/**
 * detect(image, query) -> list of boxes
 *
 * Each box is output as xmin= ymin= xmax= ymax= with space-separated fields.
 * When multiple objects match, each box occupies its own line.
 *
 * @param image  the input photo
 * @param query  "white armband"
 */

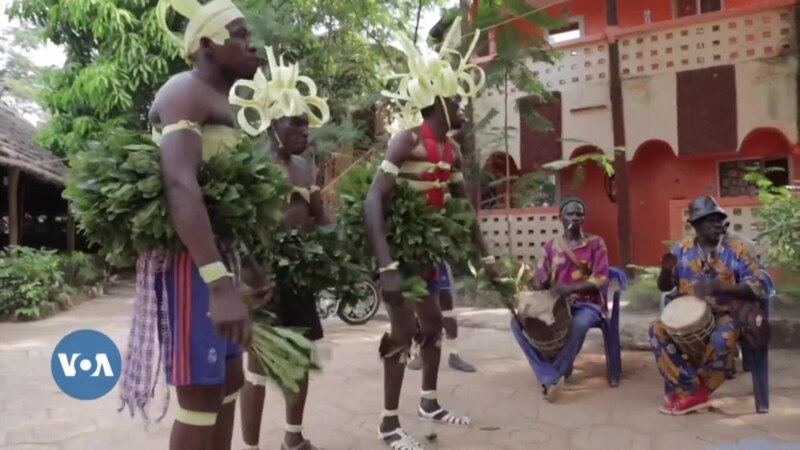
xmin=380 ymin=160 xmax=400 ymax=176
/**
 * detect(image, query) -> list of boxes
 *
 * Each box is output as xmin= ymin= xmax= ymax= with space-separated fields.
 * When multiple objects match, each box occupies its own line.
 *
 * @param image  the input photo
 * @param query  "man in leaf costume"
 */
xmin=116 ymin=1 xmax=264 ymax=449
xmin=366 ymin=17 xmax=499 ymax=450
xmin=230 ymin=46 xmax=330 ymax=450
xmin=407 ymin=127 xmax=477 ymax=373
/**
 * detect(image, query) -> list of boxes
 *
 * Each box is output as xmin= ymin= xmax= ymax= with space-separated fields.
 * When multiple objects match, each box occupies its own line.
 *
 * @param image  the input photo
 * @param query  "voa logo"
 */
xmin=51 ymin=329 xmax=122 ymax=400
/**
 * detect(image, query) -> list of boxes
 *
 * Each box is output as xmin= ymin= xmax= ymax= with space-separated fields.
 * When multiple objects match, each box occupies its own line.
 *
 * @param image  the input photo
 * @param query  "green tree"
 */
xmin=9 ymin=0 xmax=445 ymax=162
xmin=0 ymin=24 xmax=48 ymax=118
xmin=428 ymin=0 xmax=562 ymax=251
xmin=7 ymin=0 xmax=184 ymax=158
xmin=744 ymin=169 xmax=800 ymax=272
xmin=240 ymin=0 xmax=443 ymax=159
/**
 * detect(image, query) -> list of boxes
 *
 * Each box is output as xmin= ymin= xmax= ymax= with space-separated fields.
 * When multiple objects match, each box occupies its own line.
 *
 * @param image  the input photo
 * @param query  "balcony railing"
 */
xmin=474 ymin=0 xmax=795 ymax=92
xmin=617 ymin=1 xmax=794 ymax=80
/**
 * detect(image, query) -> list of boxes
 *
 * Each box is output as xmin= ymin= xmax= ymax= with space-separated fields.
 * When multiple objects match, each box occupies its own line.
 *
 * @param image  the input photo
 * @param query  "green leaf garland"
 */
xmin=336 ymin=163 xmax=475 ymax=300
xmin=63 ymin=129 xmax=291 ymax=266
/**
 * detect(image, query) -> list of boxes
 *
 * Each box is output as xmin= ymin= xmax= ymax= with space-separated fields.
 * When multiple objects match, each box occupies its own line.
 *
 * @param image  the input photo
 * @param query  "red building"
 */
xmin=474 ymin=0 xmax=800 ymax=269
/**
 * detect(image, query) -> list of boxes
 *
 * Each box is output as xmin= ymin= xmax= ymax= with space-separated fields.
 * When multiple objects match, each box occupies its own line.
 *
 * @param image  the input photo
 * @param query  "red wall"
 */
xmin=542 ymin=0 xmax=778 ymax=37
xmin=555 ymin=130 xmax=799 ymax=267
xmin=543 ymin=0 xmax=606 ymax=36
xmin=627 ymin=130 xmax=798 ymax=266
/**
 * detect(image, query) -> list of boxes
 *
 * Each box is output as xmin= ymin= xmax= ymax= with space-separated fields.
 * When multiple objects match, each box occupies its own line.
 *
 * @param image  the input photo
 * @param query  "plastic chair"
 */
xmin=601 ymin=267 xmax=627 ymax=387
xmin=510 ymin=266 xmax=627 ymax=387
xmin=739 ymin=270 xmax=774 ymax=414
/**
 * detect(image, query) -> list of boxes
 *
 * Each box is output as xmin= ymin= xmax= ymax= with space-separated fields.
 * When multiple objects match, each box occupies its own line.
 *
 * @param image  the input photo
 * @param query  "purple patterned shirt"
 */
xmin=534 ymin=234 xmax=610 ymax=315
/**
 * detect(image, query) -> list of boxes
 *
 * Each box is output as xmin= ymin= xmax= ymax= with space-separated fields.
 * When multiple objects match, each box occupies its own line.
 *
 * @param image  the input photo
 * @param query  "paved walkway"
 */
xmin=1 ymin=285 xmax=799 ymax=450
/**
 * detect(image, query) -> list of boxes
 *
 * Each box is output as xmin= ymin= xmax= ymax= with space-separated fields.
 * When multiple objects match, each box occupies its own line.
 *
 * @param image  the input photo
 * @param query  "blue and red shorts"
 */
xmin=156 ymin=252 xmax=241 ymax=386
xmin=426 ymin=261 xmax=452 ymax=293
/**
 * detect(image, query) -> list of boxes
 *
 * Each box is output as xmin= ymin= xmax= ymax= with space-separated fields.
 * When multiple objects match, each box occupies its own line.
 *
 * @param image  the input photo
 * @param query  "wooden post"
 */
xmin=795 ymin=4 xmax=800 ymax=140
xmin=66 ymin=215 xmax=76 ymax=253
xmin=8 ymin=168 xmax=20 ymax=246
xmin=607 ymin=0 xmax=633 ymax=269
xmin=461 ymin=0 xmax=481 ymax=209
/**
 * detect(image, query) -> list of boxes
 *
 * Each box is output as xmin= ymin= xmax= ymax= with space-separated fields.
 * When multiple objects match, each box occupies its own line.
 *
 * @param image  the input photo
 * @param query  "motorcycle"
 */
xmin=316 ymin=277 xmax=381 ymax=325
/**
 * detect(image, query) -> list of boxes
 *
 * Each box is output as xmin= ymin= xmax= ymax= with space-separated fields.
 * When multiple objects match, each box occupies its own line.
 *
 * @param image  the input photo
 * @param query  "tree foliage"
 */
xmin=744 ymin=169 xmax=800 ymax=272
xmin=8 ymin=0 xmax=184 ymax=158
xmin=0 ymin=23 xmax=48 ymax=118
xmin=240 ymin=0 xmax=444 ymax=158
xmin=8 ymin=0 xmax=446 ymax=160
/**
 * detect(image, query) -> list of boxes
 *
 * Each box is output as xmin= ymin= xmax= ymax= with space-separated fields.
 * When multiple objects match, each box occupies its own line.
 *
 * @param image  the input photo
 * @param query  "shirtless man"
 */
xmin=366 ymin=95 xmax=498 ymax=449
xmin=407 ymin=127 xmax=477 ymax=373
xmin=116 ymin=1 xmax=261 ymax=449
xmin=240 ymin=114 xmax=330 ymax=450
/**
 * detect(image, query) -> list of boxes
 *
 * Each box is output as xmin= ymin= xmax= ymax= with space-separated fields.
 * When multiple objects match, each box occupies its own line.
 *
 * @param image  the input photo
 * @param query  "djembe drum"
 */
xmin=517 ymin=290 xmax=572 ymax=360
xmin=660 ymin=295 xmax=715 ymax=366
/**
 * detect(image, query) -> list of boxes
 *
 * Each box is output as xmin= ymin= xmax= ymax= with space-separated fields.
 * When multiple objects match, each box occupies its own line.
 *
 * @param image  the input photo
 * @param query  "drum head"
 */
xmin=517 ymin=290 xmax=559 ymax=326
xmin=661 ymin=295 xmax=708 ymax=329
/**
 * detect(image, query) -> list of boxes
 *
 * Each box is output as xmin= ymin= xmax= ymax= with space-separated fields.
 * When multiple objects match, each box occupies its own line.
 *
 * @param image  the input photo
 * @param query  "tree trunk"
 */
xmin=67 ymin=215 xmax=76 ymax=253
xmin=460 ymin=0 xmax=481 ymax=209
xmin=607 ymin=0 xmax=633 ymax=270
xmin=503 ymin=69 xmax=513 ymax=256
xmin=8 ymin=168 xmax=20 ymax=246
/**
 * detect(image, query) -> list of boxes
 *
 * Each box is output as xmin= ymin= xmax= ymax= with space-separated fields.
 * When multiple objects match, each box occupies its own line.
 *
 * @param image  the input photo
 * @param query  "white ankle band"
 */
xmin=421 ymin=390 xmax=437 ymax=400
xmin=382 ymin=409 xmax=399 ymax=417
xmin=285 ymin=423 xmax=303 ymax=433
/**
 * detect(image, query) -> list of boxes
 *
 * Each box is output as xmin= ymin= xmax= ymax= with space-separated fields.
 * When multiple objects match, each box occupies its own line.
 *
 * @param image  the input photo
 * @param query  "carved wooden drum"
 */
xmin=517 ymin=290 xmax=572 ymax=359
xmin=660 ymin=295 xmax=715 ymax=364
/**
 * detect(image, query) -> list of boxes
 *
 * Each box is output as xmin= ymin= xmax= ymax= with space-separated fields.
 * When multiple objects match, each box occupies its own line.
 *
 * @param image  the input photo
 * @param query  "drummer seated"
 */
xmin=650 ymin=195 xmax=769 ymax=415
xmin=526 ymin=197 xmax=610 ymax=402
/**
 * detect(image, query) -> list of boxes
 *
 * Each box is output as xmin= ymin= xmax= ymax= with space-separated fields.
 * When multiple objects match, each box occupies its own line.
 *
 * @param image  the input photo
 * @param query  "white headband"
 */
xmin=228 ymin=46 xmax=330 ymax=136
xmin=156 ymin=0 xmax=244 ymax=64
xmin=381 ymin=16 xmax=485 ymax=123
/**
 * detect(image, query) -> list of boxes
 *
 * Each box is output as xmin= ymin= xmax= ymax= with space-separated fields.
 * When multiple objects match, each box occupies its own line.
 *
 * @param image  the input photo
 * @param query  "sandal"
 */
xmin=378 ymin=410 xmax=424 ymax=450
xmin=280 ymin=440 xmax=319 ymax=450
xmin=281 ymin=424 xmax=321 ymax=450
xmin=417 ymin=390 xmax=470 ymax=426
xmin=377 ymin=427 xmax=424 ymax=450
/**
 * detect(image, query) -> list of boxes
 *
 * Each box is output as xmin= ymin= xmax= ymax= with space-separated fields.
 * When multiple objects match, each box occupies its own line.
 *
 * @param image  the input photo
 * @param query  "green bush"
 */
xmin=745 ymin=169 xmax=800 ymax=272
xmin=59 ymin=251 xmax=105 ymax=288
xmin=0 ymin=248 xmax=107 ymax=320
xmin=625 ymin=265 xmax=662 ymax=311
xmin=0 ymin=247 xmax=65 ymax=319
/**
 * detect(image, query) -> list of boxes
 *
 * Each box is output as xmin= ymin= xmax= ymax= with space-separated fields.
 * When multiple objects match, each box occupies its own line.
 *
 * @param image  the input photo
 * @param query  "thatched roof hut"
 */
xmin=0 ymin=103 xmax=67 ymax=185
xmin=0 ymin=103 xmax=70 ymax=249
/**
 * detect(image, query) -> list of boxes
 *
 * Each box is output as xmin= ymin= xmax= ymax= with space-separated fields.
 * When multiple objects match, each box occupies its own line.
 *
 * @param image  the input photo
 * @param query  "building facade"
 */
xmin=474 ymin=0 xmax=800 ymax=267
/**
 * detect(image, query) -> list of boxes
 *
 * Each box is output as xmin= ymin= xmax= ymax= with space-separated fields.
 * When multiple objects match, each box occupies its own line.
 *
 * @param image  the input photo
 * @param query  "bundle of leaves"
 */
xmin=336 ymin=163 xmax=475 ymax=300
xmin=252 ymin=224 xmax=367 ymax=306
xmin=467 ymin=258 xmax=536 ymax=311
xmin=63 ymin=129 xmax=290 ymax=266
xmin=250 ymin=317 xmax=321 ymax=394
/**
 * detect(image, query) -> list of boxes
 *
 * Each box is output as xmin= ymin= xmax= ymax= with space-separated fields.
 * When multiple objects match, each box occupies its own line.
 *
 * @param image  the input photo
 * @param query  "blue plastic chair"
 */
xmin=739 ymin=270 xmax=774 ymax=414
xmin=510 ymin=266 xmax=627 ymax=387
